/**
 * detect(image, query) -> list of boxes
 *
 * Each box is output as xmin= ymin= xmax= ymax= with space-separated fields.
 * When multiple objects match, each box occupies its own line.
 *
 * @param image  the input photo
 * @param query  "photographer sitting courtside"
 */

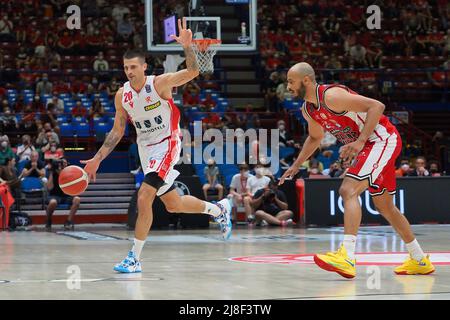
xmin=45 ymin=159 xmax=80 ymax=231
xmin=251 ymin=179 xmax=293 ymax=227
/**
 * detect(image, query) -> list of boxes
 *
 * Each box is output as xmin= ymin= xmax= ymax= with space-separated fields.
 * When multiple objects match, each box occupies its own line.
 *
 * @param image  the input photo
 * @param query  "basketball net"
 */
xmin=191 ymin=39 xmax=221 ymax=74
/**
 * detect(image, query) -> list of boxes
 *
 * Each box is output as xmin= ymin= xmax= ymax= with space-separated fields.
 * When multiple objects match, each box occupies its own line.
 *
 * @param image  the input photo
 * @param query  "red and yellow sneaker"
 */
xmin=394 ymin=254 xmax=435 ymax=275
xmin=314 ymin=245 xmax=356 ymax=279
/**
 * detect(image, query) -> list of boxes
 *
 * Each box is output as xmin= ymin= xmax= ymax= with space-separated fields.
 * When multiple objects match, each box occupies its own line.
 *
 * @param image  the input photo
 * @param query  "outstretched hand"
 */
xmin=80 ymin=157 xmax=100 ymax=183
xmin=279 ymin=165 xmax=300 ymax=186
xmin=170 ymin=17 xmax=193 ymax=48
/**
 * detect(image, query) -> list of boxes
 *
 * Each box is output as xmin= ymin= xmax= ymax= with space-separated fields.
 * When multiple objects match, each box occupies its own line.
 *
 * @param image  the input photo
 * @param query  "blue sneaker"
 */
xmin=215 ymin=198 xmax=232 ymax=240
xmin=113 ymin=251 xmax=142 ymax=273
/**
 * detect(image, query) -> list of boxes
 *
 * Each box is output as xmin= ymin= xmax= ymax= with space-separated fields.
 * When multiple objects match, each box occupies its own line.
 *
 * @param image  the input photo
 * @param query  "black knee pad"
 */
xmin=143 ymin=172 xmax=165 ymax=191
xmin=159 ymin=184 xmax=176 ymax=197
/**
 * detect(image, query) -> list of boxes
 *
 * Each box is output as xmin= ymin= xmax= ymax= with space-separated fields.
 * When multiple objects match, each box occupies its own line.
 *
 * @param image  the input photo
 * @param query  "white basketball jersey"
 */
xmin=121 ymin=75 xmax=181 ymax=146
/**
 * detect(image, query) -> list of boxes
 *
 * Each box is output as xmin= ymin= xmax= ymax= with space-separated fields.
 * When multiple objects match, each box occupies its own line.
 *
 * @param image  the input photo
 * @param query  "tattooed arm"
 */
xmin=154 ymin=17 xmax=200 ymax=100
xmin=81 ymin=88 xmax=127 ymax=182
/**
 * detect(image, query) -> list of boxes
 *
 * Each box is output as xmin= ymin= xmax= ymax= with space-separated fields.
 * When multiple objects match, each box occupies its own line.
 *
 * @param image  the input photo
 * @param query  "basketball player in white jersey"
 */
xmin=81 ymin=18 xmax=232 ymax=273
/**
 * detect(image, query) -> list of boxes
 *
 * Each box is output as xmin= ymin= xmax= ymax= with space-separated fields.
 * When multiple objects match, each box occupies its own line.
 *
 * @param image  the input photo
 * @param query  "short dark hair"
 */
xmin=238 ymin=164 xmax=249 ymax=171
xmin=123 ymin=49 xmax=146 ymax=62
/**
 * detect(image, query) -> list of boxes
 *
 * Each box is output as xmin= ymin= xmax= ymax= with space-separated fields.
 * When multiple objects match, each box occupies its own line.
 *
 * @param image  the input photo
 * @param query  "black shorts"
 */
xmin=48 ymin=195 xmax=73 ymax=205
xmin=261 ymin=205 xmax=283 ymax=216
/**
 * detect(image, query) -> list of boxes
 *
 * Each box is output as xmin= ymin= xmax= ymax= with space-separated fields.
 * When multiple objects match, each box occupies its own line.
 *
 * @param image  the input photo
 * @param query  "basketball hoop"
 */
xmin=191 ymin=39 xmax=221 ymax=74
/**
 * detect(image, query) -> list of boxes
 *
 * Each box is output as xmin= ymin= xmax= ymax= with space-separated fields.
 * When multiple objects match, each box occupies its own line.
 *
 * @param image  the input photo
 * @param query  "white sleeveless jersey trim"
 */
xmin=121 ymin=75 xmax=181 ymax=146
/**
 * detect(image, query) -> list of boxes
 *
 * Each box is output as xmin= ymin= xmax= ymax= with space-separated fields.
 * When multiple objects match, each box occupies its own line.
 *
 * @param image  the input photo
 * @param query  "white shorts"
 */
xmin=138 ymin=136 xmax=181 ymax=196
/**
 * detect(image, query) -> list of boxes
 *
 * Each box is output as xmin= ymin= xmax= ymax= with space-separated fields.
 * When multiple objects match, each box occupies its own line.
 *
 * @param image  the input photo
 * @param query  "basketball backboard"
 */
xmin=145 ymin=0 xmax=257 ymax=53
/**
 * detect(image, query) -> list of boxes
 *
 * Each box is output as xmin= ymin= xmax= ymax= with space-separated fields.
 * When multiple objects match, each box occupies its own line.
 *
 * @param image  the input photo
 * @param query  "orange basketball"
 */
xmin=58 ymin=165 xmax=89 ymax=196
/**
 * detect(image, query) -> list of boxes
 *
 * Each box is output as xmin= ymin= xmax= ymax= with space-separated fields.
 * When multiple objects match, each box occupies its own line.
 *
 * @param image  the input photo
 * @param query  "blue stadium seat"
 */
xmin=41 ymin=94 xmax=51 ymax=101
xmin=94 ymin=122 xmax=109 ymax=135
xmin=24 ymin=96 xmax=33 ymax=104
xmin=74 ymin=123 xmax=90 ymax=137
xmin=104 ymin=106 xmax=113 ymax=113
xmin=107 ymin=116 xmax=115 ymax=126
xmin=60 ymin=123 xmax=74 ymax=137
xmin=56 ymin=115 xmax=68 ymax=123
xmin=64 ymin=102 xmax=74 ymax=113
xmin=7 ymin=92 xmax=16 ymax=98
xmin=280 ymin=147 xmax=295 ymax=159
xmin=21 ymin=177 xmax=43 ymax=192
xmin=72 ymin=116 xmax=86 ymax=124
xmin=59 ymin=93 xmax=70 ymax=99
xmin=91 ymin=117 xmax=104 ymax=125
xmin=192 ymin=113 xmax=205 ymax=121
xmin=7 ymin=89 xmax=17 ymax=95
xmin=283 ymin=98 xmax=294 ymax=109
xmin=17 ymin=160 xmax=28 ymax=174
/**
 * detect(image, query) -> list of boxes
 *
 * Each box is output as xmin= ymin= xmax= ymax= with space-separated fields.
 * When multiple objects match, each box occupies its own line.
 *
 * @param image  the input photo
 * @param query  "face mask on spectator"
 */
xmin=242 ymin=171 xmax=249 ymax=178
xmin=1 ymin=141 xmax=7 ymax=148
xmin=430 ymin=168 xmax=438 ymax=174
xmin=401 ymin=164 xmax=410 ymax=172
xmin=278 ymin=125 xmax=285 ymax=131
xmin=50 ymin=146 xmax=56 ymax=152
xmin=255 ymin=168 xmax=264 ymax=175
xmin=310 ymin=168 xmax=319 ymax=174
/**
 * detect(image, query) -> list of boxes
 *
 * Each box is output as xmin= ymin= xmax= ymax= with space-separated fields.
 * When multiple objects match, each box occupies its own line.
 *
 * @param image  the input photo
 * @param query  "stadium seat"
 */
xmin=283 ymin=98 xmax=294 ymax=109
xmin=74 ymin=123 xmax=90 ymax=137
xmin=21 ymin=177 xmax=43 ymax=192
xmin=17 ymin=160 xmax=28 ymax=174
xmin=60 ymin=123 xmax=74 ymax=137
xmin=20 ymin=177 xmax=45 ymax=209
xmin=72 ymin=116 xmax=86 ymax=124
xmin=56 ymin=115 xmax=68 ymax=123
xmin=94 ymin=122 xmax=109 ymax=135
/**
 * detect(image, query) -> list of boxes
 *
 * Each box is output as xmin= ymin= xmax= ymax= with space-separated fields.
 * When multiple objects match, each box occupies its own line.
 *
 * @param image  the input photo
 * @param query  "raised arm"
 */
xmin=81 ymin=88 xmax=127 ymax=182
xmin=154 ymin=18 xmax=199 ymax=99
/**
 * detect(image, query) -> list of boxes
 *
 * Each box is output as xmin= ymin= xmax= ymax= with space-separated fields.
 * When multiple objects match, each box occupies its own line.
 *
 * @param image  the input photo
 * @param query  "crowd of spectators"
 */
xmin=258 ymin=0 xmax=449 ymax=106
xmin=258 ymin=0 xmax=449 ymax=73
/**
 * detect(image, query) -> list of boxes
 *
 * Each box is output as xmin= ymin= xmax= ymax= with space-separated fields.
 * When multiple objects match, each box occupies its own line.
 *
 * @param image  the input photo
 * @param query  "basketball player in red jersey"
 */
xmin=279 ymin=62 xmax=434 ymax=278
xmin=81 ymin=18 xmax=232 ymax=273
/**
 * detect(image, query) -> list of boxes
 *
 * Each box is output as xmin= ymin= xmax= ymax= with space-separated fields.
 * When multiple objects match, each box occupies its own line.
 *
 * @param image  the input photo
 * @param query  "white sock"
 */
xmin=343 ymin=234 xmax=357 ymax=260
xmin=131 ymin=238 xmax=145 ymax=260
xmin=202 ymin=201 xmax=221 ymax=217
xmin=405 ymin=239 xmax=425 ymax=262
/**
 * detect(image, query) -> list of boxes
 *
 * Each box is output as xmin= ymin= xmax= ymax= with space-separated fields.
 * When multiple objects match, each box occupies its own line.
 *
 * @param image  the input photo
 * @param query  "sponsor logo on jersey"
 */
xmin=144 ymin=101 xmax=161 ymax=111
xmin=154 ymin=115 xmax=163 ymax=124
xmin=320 ymin=113 xmax=327 ymax=120
xmin=145 ymin=96 xmax=152 ymax=103
xmin=139 ymin=124 xmax=166 ymax=134
xmin=145 ymin=84 xmax=152 ymax=93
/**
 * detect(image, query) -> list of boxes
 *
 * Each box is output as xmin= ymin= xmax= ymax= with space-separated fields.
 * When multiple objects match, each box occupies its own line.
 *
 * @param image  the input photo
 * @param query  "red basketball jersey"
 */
xmin=302 ymin=84 xmax=397 ymax=144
